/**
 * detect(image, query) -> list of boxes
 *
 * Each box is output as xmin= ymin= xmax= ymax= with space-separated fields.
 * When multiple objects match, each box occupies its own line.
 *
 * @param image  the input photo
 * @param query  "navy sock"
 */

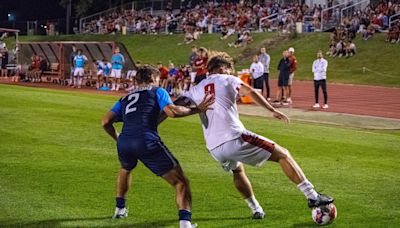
xmin=178 ymin=209 xmax=192 ymax=221
xmin=116 ymin=197 xmax=125 ymax=209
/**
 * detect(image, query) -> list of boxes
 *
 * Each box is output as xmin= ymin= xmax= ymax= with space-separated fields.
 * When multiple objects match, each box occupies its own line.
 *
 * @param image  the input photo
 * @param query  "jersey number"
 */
xmin=125 ymin=93 xmax=140 ymax=114
xmin=204 ymin=83 xmax=215 ymax=95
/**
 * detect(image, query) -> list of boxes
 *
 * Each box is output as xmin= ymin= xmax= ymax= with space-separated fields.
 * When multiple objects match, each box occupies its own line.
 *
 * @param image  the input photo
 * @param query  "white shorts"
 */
xmin=126 ymin=70 xmax=137 ymax=79
xmin=110 ymin=69 xmax=122 ymax=78
xmin=190 ymin=72 xmax=197 ymax=83
xmin=288 ymin=73 xmax=295 ymax=85
xmin=97 ymin=69 xmax=104 ymax=76
xmin=209 ymin=130 xmax=275 ymax=172
xmin=73 ymin=68 xmax=85 ymax=77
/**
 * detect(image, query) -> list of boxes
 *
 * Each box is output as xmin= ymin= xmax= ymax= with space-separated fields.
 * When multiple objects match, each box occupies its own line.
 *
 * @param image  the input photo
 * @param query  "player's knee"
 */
xmin=273 ymin=146 xmax=290 ymax=160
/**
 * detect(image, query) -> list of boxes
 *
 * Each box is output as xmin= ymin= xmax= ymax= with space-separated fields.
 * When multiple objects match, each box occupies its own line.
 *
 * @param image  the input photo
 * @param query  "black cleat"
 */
xmin=252 ymin=211 xmax=265 ymax=219
xmin=308 ymin=193 xmax=334 ymax=208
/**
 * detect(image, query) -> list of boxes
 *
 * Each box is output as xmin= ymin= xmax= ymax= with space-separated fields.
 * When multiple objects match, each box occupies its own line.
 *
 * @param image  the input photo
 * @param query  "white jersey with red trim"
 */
xmin=183 ymin=74 xmax=246 ymax=150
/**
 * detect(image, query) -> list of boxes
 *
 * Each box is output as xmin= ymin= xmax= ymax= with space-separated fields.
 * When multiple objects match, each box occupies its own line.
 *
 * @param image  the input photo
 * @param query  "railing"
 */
xmin=340 ymin=0 xmax=370 ymax=25
xmin=389 ymin=13 xmax=400 ymax=28
xmin=79 ymin=0 xmax=179 ymax=33
xmin=320 ymin=0 xmax=350 ymax=31
xmin=258 ymin=7 xmax=295 ymax=32
xmin=302 ymin=16 xmax=315 ymax=32
xmin=79 ymin=4 xmax=131 ymax=33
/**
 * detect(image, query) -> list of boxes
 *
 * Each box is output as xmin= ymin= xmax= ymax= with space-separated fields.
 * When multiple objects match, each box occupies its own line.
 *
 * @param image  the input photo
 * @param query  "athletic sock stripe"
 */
xmin=241 ymin=133 xmax=275 ymax=152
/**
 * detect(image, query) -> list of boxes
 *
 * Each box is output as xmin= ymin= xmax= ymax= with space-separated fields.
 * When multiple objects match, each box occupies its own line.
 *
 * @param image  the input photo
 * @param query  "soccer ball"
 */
xmin=311 ymin=203 xmax=337 ymax=225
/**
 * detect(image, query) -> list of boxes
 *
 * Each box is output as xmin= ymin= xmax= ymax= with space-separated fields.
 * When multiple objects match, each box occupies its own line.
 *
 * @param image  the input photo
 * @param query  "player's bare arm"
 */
xmin=163 ymin=94 xmax=215 ymax=118
xmin=239 ymin=82 xmax=289 ymax=124
xmin=102 ymin=111 xmax=119 ymax=141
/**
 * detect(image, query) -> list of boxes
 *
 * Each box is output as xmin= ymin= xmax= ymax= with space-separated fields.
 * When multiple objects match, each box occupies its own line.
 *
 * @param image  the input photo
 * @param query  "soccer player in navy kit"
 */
xmin=102 ymin=66 xmax=214 ymax=228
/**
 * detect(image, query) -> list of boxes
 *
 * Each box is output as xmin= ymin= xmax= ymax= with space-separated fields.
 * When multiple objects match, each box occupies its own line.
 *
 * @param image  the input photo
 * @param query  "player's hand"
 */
xmin=272 ymin=110 xmax=290 ymax=124
xmin=197 ymin=94 xmax=215 ymax=113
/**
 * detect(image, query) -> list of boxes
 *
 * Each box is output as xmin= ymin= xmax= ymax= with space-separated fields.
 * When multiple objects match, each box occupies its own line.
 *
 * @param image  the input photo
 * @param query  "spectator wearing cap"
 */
xmin=312 ymin=50 xmax=329 ymax=109
xmin=250 ymin=55 xmax=264 ymax=92
xmin=287 ymin=47 xmax=297 ymax=104
xmin=258 ymin=47 xmax=271 ymax=100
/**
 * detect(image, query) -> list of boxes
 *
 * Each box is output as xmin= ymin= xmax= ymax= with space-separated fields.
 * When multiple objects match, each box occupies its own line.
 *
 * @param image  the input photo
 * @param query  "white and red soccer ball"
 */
xmin=311 ymin=203 xmax=337 ymax=225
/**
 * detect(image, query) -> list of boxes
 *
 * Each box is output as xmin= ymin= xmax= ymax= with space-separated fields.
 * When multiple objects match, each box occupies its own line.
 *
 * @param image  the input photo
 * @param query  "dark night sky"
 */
xmin=0 ymin=0 xmax=66 ymax=21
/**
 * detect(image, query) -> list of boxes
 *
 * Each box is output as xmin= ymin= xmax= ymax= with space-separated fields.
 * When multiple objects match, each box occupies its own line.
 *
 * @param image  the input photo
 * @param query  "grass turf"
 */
xmin=7 ymin=32 xmax=400 ymax=87
xmin=0 ymin=84 xmax=399 ymax=227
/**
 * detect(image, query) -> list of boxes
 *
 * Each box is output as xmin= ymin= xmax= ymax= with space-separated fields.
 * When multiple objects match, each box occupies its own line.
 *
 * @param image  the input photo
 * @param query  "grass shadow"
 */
xmin=0 ymin=215 xmax=251 ymax=228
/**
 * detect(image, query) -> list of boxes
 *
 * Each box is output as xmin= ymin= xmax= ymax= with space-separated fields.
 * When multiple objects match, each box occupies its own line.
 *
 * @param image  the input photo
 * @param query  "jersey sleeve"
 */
xmin=156 ymin=88 xmax=173 ymax=110
xmin=228 ymin=75 xmax=244 ymax=93
xmin=111 ymin=100 xmax=123 ymax=122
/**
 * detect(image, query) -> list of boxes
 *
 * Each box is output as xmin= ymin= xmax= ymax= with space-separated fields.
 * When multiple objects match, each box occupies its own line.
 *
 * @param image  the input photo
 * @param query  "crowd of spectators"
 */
xmin=326 ymin=26 xmax=357 ymax=58
xmin=81 ymin=1 xmax=304 ymax=37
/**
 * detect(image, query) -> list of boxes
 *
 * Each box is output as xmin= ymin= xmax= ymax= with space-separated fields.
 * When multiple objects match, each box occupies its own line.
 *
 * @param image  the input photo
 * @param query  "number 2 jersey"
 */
xmin=182 ymin=74 xmax=246 ymax=150
xmin=111 ymin=86 xmax=173 ymax=141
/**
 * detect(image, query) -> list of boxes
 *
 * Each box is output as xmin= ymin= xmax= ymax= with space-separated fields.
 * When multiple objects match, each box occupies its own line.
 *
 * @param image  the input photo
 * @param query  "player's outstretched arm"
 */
xmin=102 ymin=111 xmax=119 ymax=141
xmin=239 ymin=82 xmax=290 ymax=124
xmin=162 ymin=94 xmax=215 ymax=118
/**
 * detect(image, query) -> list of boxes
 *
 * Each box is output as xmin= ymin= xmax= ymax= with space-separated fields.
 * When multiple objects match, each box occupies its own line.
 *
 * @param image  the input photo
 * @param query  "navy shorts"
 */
xmin=278 ymin=75 xmax=289 ymax=87
xmin=117 ymin=137 xmax=179 ymax=176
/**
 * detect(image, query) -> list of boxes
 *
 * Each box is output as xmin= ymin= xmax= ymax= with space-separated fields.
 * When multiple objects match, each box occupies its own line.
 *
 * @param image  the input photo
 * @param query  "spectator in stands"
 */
xmin=346 ymin=40 xmax=356 ymax=57
xmin=312 ymin=50 xmax=329 ymax=109
xmin=188 ymin=46 xmax=198 ymax=66
xmin=258 ymin=47 xmax=271 ymax=100
xmin=250 ymin=55 xmax=264 ymax=92
xmin=362 ymin=24 xmax=375 ymax=40
xmin=275 ymin=50 xmax=291 ymax=105
xmin=167 ymin=62 xmax=177 ymax=95
xmin=158 ymin=62 xmax=169 ymax=89
xmin=287 ymin=47 xmax=297 ymax=104
xmin=193 ymin=47 xmax=208 ymax=84
xmin=228 ymin=30 xmax=253 ymax=48
xmin=387 ymin=23 xmax=400 ymax=43
xmin=220 ymin=25 xmax=236 ymax=40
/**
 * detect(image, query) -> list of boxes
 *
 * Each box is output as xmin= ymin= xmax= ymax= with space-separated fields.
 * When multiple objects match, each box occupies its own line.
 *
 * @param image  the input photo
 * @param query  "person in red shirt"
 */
xmin=157 ymin=62 xmax=169 ymax=89
xmin=287 ymin=47 xmax=297 ymax=104
xmin=33 ymin=55 xmax=41 ymax=83
xmin=193 ymin=47 xmax=208 ymax=84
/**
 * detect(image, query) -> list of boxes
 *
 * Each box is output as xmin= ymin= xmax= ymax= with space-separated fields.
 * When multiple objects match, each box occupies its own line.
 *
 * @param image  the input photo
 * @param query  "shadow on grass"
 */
xmin=0 ymin=215 xmax=251 ymax=227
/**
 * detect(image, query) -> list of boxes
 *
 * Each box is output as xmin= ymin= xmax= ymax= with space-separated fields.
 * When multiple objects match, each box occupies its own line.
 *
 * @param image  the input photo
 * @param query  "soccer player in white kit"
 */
xmin=178 ymin=55 xmax=334 ymax=219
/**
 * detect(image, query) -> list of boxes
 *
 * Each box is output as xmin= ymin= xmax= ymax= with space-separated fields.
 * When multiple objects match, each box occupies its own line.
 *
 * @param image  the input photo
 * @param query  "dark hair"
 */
xmin=136 ymin=66 xmax=159 ymax=84
xmin=207 ymin=56 xmax=232 ymax=73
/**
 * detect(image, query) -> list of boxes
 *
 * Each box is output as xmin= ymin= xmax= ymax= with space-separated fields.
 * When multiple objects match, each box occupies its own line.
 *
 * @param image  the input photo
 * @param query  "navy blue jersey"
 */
xmin=111 ymin=86 xmax=173 ymax=141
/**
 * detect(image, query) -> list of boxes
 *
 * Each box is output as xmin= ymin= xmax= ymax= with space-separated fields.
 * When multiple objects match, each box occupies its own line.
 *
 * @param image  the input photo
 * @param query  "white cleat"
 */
xmin=252 ymin=211 xmax=265 ymax=219
xmin=312 ymin=103 xmax=320 ymax=109
xmin=322 ymin=104 xmax=329 ymax=109
xmin=112 ymin=207 xmax=128 ymax=219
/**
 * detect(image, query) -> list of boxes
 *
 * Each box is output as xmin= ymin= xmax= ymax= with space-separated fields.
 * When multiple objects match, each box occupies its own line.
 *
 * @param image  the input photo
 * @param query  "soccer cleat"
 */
xmin=322 ymin=104 xmax=329 ymax=109
xmin=112 ymin=207 xmax=128 ymax=219
xmin=252 ymin=211 xmax=265 ymax=219
xmin=308 ymin=193 xmax=334 ymax=208
xmin=312 ymin=103 xmax=320 ymax=109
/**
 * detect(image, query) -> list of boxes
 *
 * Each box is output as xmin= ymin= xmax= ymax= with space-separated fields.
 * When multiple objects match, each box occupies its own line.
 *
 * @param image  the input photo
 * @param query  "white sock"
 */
xmin=245 ymin=195 xmax=263 ymax=213
xmin=179 ymin=220 xmax=191 ymax=228
xmin=297 ymin=179 xmax=318 ymax=200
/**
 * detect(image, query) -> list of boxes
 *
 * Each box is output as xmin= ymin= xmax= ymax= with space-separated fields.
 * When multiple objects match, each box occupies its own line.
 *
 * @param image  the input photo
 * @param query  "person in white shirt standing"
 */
xmin=312 ymin=51 xmax=329 ymax=109
xmin=258 ymin=47 xmax=271 ymax=100
xmin=250 ymin=55 xmax=264 ymax=91
xmin=169 ymin=54 xmax=334 ymax=220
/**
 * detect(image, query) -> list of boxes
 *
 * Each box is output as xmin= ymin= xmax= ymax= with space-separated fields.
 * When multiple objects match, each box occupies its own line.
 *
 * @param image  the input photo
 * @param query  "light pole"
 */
xmin=66 ymin=0 xmax=72 ymax=34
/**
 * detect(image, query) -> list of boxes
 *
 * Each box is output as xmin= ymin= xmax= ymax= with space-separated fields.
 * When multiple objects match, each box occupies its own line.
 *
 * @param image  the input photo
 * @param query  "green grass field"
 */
xmin=1 ymin=84 xmax=399 ymax=227
xmin=7 ymin=32 xmax=400 ymax=87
